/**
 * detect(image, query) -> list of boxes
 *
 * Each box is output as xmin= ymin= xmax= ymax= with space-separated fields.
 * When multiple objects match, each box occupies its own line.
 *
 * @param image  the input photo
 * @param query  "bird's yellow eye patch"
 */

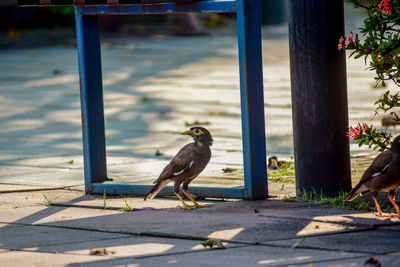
xmin=193 ymin=128 xmax=204 ymax=135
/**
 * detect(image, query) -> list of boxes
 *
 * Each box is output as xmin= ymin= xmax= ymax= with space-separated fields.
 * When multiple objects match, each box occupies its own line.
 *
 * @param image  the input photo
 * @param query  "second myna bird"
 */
xmin=345 ymin=135 xmax=400 ymax=217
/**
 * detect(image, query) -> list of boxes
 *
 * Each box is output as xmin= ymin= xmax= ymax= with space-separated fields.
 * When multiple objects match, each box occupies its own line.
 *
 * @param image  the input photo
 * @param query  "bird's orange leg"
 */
xmin=388 ymin=194 xmax=400 ymax=217
xmin=174 ymin=193 xmax=196 ymax=210
xmin=372 ymin=194 xmax=384 ymax=217
xmin=372 ymin=194 xmax=396 ymax=217
xmin=182 ymin=190 xmax=210 ymax=208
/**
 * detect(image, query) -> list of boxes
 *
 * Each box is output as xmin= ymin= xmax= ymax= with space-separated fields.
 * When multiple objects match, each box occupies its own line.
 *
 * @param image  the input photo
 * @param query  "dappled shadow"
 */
xmin=0 ymin=28 xmax=295 ymax=191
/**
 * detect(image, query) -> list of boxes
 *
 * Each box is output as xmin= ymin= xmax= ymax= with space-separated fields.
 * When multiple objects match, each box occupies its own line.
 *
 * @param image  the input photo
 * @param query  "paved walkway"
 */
xmin=1 ymin=189 xmax=400 ymax=266
xmin=1 ymin=5 xmax=400 ymax=266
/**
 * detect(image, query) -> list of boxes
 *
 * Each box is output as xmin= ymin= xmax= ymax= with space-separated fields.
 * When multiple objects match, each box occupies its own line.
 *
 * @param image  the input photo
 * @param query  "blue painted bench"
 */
xmin=17 ymin=0 xmax=268 ymax=199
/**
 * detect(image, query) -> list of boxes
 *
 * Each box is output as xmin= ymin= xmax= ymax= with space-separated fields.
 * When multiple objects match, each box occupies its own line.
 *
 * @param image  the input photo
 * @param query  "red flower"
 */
xmin=347 ymin=123 xmax=369 ymax=139
xmin=347 ymin=32 xmax=354 ymax=43
xmin=378 ymin=0 xmax=391 ymax=14
xmin=373 ymin=54 xmax=383 ymax=61
xmin=338 ymin=36 xmax=346 ymax=50
xmin=338 ymin=32 xmax=355 ymax=51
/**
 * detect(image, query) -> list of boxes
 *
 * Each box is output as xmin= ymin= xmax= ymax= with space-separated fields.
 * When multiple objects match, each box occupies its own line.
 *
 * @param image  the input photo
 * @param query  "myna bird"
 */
xmin=382 ymin=116 xmax=400 ymax=127
xmin=344 ymin=135 xmax=400 ymax=217
xmin=144 ymin=127 xmax=213 ymax=210
xmin=267 ymin=156 xmax=287 ymax=169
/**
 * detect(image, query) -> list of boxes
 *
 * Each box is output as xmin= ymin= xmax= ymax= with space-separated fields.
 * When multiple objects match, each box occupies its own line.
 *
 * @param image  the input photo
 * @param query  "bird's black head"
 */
xmin=182 ymin=127 xmax=213 ymax=146
xmin=391 ymin=135 xmax=400 ymax=152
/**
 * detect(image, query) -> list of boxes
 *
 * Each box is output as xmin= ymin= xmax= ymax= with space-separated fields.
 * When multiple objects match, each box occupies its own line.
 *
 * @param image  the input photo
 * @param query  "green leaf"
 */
xmin=201 ymin=238 xmax=225 ymax=249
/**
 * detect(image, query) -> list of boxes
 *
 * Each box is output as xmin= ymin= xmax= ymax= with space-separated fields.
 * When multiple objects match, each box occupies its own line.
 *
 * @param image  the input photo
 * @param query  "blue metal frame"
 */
xmin=74 ymin=1 xmax=267 ymax=199
xmin=236 ymin=0 xmax=267 ymax=199
xmin=75 ymin=11 xmax=108 ymax=192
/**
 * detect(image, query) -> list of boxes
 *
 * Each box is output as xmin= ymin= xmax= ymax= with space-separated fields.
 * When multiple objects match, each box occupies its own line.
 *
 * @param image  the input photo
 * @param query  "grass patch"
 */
xmin=291 ymin=237 xmax=307 ymax=248
xmin=283 ymin=188 xmax=397 ymax=213
xmin=103 ymin=191 xmax=107 ymax=209
xmin=201 ymin=238 xmax=225 ymax=249
xmin=267 ymin=160 xmax=295 ymax=183
xmin=43 ymin=194 xmax=59 ymax=207
xmin=223 ymin=158 xmax=296 ymax=183
xmin=119 ymin=196 xmax=134 ymax=212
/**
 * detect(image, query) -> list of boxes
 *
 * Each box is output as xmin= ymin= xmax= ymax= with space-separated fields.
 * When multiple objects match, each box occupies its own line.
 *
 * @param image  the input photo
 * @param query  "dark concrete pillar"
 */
xmin=288 ymin=0 xmax=351 ymax=197
xmin=261 ymin=0 xmax=288 ymax=25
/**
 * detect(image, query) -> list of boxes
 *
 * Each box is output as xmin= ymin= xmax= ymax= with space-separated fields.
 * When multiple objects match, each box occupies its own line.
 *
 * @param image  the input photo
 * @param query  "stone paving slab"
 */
xmin=0 ymin=222 xmax=24 ymax=229
xmin=33 ymin=235 xmax=242 ymax=257
xmin=263 ymin=229 xmax=400 ymax=254
xmin=0 ymin=190 xmax=91 ymax=208
xmin=311 ymin=253 xmax=400 ymax=267
xmin=0 ymin=224 xmax=129 ymax=250
xmin=67 ymin=244 xmax=365 ymax=267
xmin=0 ymin=250 xmax=114 ymax=267
xmin=0 ymin=184 xmax=57 ymax=193
xmin=0 ymin=166 xmax=83 ymax=187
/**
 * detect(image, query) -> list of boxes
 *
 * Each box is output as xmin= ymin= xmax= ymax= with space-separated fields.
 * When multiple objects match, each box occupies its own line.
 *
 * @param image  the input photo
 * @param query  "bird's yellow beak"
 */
xmin=181 ymin=130 xmax=192 ymax=136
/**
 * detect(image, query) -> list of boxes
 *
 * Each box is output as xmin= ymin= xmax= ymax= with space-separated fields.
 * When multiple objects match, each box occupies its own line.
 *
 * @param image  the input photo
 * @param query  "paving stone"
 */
xmin=24 ymin=200 xmax=363 ymax=243
xmin=263 ymin=230 xmax=400 ymax=254
xmin=378 ymin=225 xmax=400 ymax=232
xmin=0 ymin=190 xmax=89 ymax=207
xmin=0 ymin=184 xmax=50 ymax=193
xmin=309 ymin=253 xmax=400 ymax=267
xmin=0 ymin=222 xmax=25 ymax=229
xmin=35 ymin=235 xmax=241 ymax=257
xmin=67 ymin=244 xmax=364 ymax=267
xmin=0 ymin=166 xmax=83 ymax=188
xmin=0 ymin=224 xmax=129 ymax=250
xmin=0 ymin=250 xmax=112 ymax=267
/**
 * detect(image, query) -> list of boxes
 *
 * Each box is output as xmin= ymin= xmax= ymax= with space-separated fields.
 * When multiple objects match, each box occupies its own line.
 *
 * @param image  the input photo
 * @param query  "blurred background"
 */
xmin=0 ymin=0 xmax=288 ymax=48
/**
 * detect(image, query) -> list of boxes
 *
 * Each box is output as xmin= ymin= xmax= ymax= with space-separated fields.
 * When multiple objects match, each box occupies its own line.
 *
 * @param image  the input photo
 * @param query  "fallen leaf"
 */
xmin=201 ymin=238 xmax=225 ymax=249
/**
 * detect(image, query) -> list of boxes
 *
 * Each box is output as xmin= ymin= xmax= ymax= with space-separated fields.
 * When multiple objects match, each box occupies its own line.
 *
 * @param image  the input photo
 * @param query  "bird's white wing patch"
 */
xmin=173 ymin=160 xmax=194 ymax=176
xmin=381 ymin=163 xmax=389 ymax=173
xmin=371 ymin=163 xmax=390 ymax=178
xmin=372 ymin=172 xmax=381 ymax=178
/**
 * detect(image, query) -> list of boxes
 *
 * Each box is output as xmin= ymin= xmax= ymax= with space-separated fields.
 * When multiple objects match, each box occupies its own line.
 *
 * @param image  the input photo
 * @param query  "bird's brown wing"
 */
xmin=154 ymin=143 xmax=195 ymax=183
xmin=344 ymin=150 xmax=393 ymax=201
xmin=359 ymin=150 xmax=392 ymax=184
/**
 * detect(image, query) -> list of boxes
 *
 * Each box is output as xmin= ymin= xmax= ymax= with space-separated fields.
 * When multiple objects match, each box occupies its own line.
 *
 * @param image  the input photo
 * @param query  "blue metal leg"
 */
xmin=236 ymin=0 xmax=268 ymax=199
xmin=75 ymin=9 xmax=108 ymax=193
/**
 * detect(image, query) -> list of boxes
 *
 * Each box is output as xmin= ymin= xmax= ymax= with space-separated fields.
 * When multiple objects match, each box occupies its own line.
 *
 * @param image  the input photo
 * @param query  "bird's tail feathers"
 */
xmin=344 ymin=184 xmax=370 ymax=201
xmin=144 ymin=180 xmax=169 ymax=201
